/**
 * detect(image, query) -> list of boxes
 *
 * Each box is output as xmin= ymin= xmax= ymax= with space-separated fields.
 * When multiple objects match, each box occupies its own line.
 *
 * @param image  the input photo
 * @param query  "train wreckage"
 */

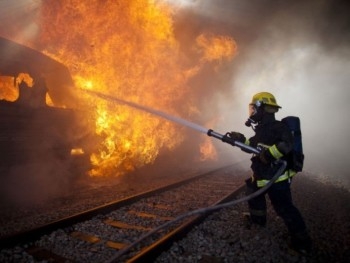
xmin=0 ymin=37 xmax=94 ymax=178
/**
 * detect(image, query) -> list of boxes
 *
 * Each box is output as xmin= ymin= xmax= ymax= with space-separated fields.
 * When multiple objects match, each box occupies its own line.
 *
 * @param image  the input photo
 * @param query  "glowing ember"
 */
xmin=1 ymin=0 xmax=237 ymax=176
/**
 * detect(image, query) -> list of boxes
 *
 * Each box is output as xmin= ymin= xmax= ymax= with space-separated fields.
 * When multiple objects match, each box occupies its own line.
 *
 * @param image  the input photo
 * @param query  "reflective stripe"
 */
xmin=256 ymin=170 xmax=296 ymax=187
xmin=269 ymin=144 xmax=283 ymax=159
xmin=257 ymin=143 xmax=270 ymax=149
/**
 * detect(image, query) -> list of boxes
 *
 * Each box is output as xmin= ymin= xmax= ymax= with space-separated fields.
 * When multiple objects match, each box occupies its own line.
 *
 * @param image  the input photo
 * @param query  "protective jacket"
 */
xmin=248 ymin=113 xmax=293 ymax=181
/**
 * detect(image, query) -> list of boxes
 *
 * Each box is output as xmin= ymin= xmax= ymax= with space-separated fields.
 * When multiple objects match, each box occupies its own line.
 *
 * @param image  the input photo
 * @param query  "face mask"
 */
xmin=245 ymin=101 xmax=263 ymax=127
xmin=249 ymin=104 xmax=257 ymax=117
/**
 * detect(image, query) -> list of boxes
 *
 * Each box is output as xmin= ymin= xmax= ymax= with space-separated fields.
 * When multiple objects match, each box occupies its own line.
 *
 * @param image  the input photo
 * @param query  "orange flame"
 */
xmin=199 ymin=136 xmax=218 ymax=161
xmin=0 ymin=73 xmax=34 ymax=102
xmin=196 ymin=34 xmax=237 ymax=63
xmin=2 ymin=0 xmax=237 ymax=176
xmin=0 ymin=76 xmax=17 ymax=101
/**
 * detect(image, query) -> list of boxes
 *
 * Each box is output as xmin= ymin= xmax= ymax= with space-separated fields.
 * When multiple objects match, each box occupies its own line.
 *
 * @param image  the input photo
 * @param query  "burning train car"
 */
xmin=0 ymin=37 xmax=94 ymax=178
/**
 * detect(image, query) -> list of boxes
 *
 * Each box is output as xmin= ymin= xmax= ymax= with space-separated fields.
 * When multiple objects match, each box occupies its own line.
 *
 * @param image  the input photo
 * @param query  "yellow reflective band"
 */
xmin=245 ymin=138 xmax=250 ymax=145
xmin=268 ymin=144 xmax=283 ymax=159
xmin=256 ymin=170 xmax=296 ymax=187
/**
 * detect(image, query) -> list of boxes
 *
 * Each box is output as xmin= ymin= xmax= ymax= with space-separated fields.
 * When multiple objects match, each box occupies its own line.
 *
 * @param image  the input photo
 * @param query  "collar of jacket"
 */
xmin=258 ymin=113 xmax=276 ymax=126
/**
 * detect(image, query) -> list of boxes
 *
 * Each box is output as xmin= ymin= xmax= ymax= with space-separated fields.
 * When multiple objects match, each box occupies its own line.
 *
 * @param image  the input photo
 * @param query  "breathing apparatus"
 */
xmin=245 ymin=100 xmax=264 ymax=128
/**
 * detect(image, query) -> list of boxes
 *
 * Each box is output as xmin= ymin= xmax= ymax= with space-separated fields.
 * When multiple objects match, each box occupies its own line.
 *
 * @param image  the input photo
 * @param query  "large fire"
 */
xmin=1 ymin=0 xmax=237 ymax=176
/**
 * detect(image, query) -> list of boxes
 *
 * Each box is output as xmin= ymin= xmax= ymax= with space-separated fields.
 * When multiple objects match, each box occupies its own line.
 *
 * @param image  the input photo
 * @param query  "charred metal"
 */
xmin=0 ymin=37 xmax=93 ymax=178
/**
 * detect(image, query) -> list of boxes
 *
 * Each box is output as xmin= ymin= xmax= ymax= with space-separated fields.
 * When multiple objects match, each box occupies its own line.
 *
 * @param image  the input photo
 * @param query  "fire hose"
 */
xmin=107 ymin=133 xmax=287 ymax=262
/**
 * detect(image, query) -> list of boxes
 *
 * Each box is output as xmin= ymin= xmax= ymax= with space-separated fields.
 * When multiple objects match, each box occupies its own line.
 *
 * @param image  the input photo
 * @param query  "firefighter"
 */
xmin=225 ymin=92 xmax=312 ymax=254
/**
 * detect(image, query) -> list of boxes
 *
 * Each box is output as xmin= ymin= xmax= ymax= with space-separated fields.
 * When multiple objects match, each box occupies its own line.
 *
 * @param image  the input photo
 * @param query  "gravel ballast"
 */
xmin=0 ymin=169 xmax=349 ymax=263
xmin=154 ymin=172 xmax=350 ymax=263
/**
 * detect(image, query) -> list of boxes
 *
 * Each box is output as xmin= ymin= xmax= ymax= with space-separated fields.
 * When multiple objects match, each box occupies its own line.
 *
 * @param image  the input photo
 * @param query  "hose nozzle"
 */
xmin=207 ymin=129 xmax=260 ymax=154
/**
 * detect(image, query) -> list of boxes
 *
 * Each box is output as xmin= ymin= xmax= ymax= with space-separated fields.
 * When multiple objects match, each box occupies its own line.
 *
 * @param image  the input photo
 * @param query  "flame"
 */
xmin=16 ymin=73 xmax=34 ymax=88
xmin=199 ymin=136 xmax=218 ymax=161
xmin=0 ymin=76 xmax=17 ymax=101
xmin=196 ymin=34 xmax=237 ymax=63
xmin=1 ymin=0 xmax=237 ymax=176
xmin=198 ymin=117 xmax=221 ymax=161
xmin=0 ymin=73 xmax=34 ymax=102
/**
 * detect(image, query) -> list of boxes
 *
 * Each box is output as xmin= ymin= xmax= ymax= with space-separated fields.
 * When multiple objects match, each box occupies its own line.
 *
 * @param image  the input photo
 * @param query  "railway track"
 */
xmin=0 ymin=165 xmax=249 ymax=263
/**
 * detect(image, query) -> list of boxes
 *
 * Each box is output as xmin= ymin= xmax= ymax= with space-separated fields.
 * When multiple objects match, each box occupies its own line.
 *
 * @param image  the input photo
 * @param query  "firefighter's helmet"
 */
xmin=250 ymin=92 xmax=281 ymax=108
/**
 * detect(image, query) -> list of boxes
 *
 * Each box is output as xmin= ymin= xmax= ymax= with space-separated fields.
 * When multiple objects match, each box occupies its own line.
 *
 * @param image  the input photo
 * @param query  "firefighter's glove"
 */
xmin=259 ymin=148 xmax=275 ymax=164
xmin=222 ymin=132 xmax=246 ymax=147
xmin=228 ymin=132 xmax=246 ymax=143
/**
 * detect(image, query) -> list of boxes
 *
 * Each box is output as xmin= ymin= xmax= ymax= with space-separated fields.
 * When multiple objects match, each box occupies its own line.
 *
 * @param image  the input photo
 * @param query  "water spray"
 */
xmin=83 ymin=89 xmax=260 ymax=154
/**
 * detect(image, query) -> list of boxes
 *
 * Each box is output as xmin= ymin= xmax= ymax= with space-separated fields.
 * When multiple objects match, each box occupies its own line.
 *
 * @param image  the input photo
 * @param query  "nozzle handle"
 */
xmin=207 ymin=129 xmax=260 ymax=154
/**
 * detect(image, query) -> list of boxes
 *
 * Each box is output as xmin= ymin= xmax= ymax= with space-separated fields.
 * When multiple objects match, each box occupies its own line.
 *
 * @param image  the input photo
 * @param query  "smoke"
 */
xmin=0 ymin=0 xmax=41 ymax=43
xmin=0 ymin=161 xmax=72 ymax=206
xmin=172 ymin=0 xmax=350 ymax=188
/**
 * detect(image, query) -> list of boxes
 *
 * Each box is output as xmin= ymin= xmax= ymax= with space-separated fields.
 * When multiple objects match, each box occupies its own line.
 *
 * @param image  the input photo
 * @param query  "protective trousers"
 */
xmin=245 ymin=178 xmax=307 ymax=234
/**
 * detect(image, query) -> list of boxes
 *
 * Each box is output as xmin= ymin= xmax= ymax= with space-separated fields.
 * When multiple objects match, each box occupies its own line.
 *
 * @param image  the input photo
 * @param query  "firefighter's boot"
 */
xmin=290 ymin=231 xmax=312 ymax=254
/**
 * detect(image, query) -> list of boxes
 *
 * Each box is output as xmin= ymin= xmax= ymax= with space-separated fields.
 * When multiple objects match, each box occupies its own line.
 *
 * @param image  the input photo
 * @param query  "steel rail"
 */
xmin=0 ymin=165 xmax=232 ymax=248
xmin=126 ymin=183 xmax=246 ymax=263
